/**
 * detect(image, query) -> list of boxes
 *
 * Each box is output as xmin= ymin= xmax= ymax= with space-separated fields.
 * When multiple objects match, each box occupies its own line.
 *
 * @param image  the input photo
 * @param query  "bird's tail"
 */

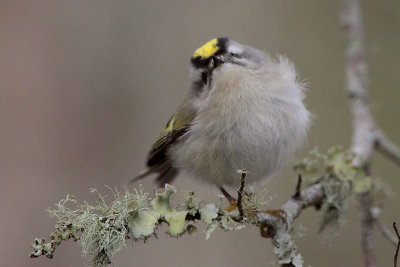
xmin=129 ymin=168 xmax=154 ymax=184
xmin=129 ymin=164 xmax=178 ymax=187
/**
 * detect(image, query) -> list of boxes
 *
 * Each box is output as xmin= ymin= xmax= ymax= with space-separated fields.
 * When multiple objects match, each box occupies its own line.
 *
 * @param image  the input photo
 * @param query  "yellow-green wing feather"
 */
xmin=130 ymin=99 xmax=195 ymax=185
xmin=147 ymin=99 xmax=196 ymax=166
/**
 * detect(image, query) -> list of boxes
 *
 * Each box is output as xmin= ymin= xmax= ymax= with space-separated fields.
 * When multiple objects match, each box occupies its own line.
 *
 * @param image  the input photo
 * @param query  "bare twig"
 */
xmin=237 ymin=170 xmax=247 ymax=218
xmin=375 ymin=220 xmax=398 ymax=246
xmin=375 ymin=131 xmax=400 ymax=166
xmin=393 ymin=222 xmax=400 ymax=267
xmin=293 ymin=175 xmax=302 ymax=200
xmin=282 ymin=183 xmax=325 ymax=224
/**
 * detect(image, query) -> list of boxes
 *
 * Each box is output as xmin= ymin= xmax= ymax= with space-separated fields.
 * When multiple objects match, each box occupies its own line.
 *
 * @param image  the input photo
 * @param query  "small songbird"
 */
xmin=131 ymin=37 xmax=310 ymax=193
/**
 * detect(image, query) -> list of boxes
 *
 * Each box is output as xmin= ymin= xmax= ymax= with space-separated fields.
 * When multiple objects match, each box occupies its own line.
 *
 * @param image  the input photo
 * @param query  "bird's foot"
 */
xmin=224 ymin=198 xmax=238 ymax=212
xmin=219 ymin=186 xmax=240 ymax=212
xmin=219 ymin=186 xmax=254 ymax=214
xmin=219 ymin=186 xmax=238 ymax=212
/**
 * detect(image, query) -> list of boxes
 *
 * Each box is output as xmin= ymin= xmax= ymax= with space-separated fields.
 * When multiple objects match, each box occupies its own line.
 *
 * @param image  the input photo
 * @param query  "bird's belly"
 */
xmin=171 ymin=114 xmax=286 ymax=187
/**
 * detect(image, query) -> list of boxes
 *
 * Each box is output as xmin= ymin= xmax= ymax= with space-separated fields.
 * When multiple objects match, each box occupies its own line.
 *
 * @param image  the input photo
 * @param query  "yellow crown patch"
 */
xmin=192 ymin=38 xmax=219 ymax=59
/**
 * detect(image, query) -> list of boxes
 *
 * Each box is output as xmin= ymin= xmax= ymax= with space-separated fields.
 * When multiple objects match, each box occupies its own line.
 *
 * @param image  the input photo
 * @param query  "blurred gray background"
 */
xmin=1 ymin=1 xmax=399 ymax=266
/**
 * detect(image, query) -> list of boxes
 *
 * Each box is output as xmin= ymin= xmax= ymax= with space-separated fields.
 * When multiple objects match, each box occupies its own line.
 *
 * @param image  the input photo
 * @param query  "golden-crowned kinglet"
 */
xmin=131 ymin=37 xmax=310 ymax=190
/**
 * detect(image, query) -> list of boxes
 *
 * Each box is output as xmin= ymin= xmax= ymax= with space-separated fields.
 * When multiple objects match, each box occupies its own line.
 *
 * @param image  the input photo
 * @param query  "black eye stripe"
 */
xmin=201 ymin=72 xmax=208 ymax=84
xmin=229 ymin=52 xmax=241 ymax=58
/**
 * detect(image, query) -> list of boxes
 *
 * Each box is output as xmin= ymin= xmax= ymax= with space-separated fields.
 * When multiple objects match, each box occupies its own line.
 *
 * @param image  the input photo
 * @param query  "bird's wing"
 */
xmin=130 ymin=99 xmax=196 ymax=186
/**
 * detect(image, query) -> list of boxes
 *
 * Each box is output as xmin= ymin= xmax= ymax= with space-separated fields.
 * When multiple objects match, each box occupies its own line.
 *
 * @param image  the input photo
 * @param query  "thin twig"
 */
xmin=375 ymin=131 xmax=400 ymax=167
xmin=393 ymin=222 xmax=400 ymax=267
xmin=237 ymin=170 xmax=247 ymax=218
xmin=375 ymin=220 xmax=398 ymax=246
xmin=293 ymin=174 xmax=302 ymax=200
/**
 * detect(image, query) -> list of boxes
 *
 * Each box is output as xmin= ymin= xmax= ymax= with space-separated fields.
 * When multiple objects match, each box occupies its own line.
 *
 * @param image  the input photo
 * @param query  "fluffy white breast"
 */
xmin=172 ymin=56 xmax=310 ymax=187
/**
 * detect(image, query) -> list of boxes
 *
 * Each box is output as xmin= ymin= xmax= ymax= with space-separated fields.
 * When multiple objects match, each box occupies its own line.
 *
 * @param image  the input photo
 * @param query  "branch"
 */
xmin=31 ymin=166 xmax=331 ymax=267
xmin=393 ymin=222 xmax=400 ymax=267
xmin=359 ymin=192 xmax=376 ymax=267
xmin=258 ymin=183 xmax=324 ymax=267
xmin=338 ymin=0 xmax=377 ymax=264
xmin=375 ymin=130 xmax=400 ymax=166
xmin=338 ymin=0 xmax=375 ymax=166
xmin=338 ymin=0 xmax=400 ymax=266
xmin=374 ymin=219 xmax=398 ymax=246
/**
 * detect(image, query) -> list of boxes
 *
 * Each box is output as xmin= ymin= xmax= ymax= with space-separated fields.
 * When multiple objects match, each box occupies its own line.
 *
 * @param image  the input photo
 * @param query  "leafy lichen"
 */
xmin=295 ymin=146 xmax=377 ymax=233
xmin=128 ymin=210 xmax=160 ymax=239
xmin=199 ymin=203 xmax=218 ymax=224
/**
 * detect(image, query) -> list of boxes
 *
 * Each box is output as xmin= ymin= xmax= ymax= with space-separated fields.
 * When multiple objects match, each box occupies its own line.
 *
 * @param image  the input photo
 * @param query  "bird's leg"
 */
xmin=219 ymin=186 xmax=287 ymax=227
xmin=220 ymin=187 xmax=287 ymax=222
xmin=219 ymin=186 xmax=238 ymax=212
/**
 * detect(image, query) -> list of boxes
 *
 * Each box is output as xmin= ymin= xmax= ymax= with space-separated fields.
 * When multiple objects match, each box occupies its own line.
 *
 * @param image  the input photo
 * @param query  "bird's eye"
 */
xmin=201 ymin=72 xmax=208 ymax=84
xmin=229 ymin=52 xmax=241 ymax=58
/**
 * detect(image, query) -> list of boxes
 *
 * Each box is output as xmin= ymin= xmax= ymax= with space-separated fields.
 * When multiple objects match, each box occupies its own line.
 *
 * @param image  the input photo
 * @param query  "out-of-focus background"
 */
xmin=1 ymin=1 xmax=399 ymax=266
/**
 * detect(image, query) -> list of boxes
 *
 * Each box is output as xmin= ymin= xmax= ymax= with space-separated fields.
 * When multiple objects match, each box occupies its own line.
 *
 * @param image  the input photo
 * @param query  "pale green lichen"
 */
xmin=219 ymin=215 xmax=246 ymax=232
xmin=243 ymin=186 xmax=271 ymax=213
xmin=199 ymin=203 xmax=218 ymax=224
xmin=150 ymin=184 xmax=176 ymax=216
xmin=32 ymin=183 xmax=228 ymax=265
xmin=32 ymin=187 xmax=150 ymax=266
xmin=31 ymin=238 xmax=56 ymax=258
xmin=295 ymin=146 xmax=378 ymax=234
xmin=32 ymin=180 xmax=275 ymax=265
xmin=128 ymin=210 xmax=160 ymax=239
xmin=30 ymin=196 xmax=82 ymax=259
xmin=294 ymin=147 xmax=324 ymax=182
xmin=78 ymin=187 xmax=145 ymax=266
xmin=273 ymin=237 xmax=303 ymax=267
xmin=203 ymin=213 xmax=246 ymax=240
xmin=182 ymin=191 xmax=201 ymax=216
xmin=165 ymin=210 xmax=188 ymax=236
xmin=149 ymin=184 xmax=188 ymax=236
xmin=205 ymin=223 xmax=219 ymax=240
xmin=31 ymin=187 xmax=138 ymax=265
